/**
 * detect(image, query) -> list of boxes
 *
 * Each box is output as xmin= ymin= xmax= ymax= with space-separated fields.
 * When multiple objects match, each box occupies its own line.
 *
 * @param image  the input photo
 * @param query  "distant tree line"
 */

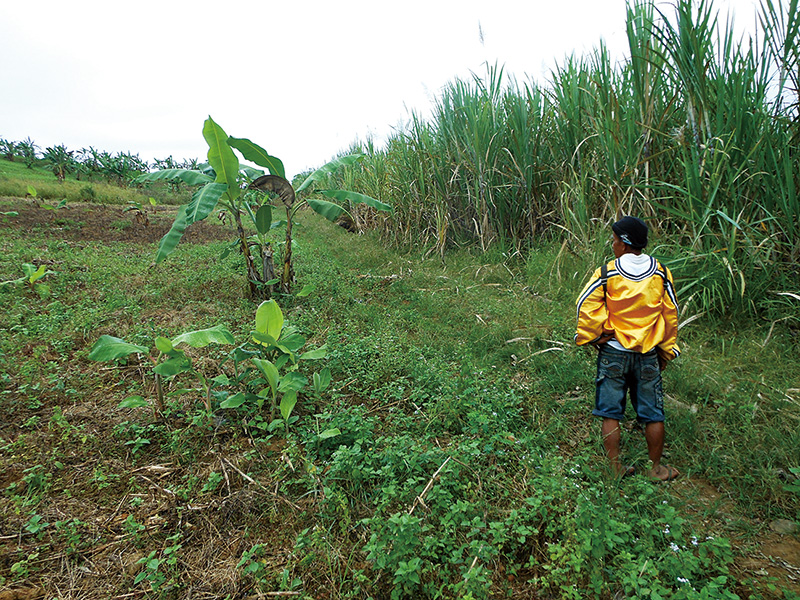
xmin=0 ymin=136 xmax=198 ymax=187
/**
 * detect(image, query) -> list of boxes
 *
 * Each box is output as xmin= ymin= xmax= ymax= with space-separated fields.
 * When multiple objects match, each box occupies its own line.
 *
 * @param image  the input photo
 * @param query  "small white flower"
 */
xmin=691 ymin=536 xmax=699 ymax=546
xmin=677 ymin=577 xmax=690 ymax=584
xmin=664 ymin=526 xmax=670 ymax=534
xmin=670 ymin=542 xmax=680 ymax=552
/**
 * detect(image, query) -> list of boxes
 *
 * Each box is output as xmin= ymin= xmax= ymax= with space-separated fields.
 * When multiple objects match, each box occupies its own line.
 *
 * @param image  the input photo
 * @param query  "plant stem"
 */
xmin=231 ymin=204 xmax=267 ymax=300
xmin=154 ymin=372 xmax=165 ymax=419
xmin=281 ymin=206 xmax=294 ymax=294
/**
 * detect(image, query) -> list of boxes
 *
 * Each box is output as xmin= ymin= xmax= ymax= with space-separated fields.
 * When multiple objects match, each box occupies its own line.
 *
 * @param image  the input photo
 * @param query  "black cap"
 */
xmin=612 ymin=216 xmax=648 ymax=249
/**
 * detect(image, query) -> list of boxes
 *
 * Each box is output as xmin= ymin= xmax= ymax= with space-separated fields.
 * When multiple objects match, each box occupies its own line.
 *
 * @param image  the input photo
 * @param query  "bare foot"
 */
xmin=650 ymin=464 xmax=680 ymax=481
xmin=609 ymin=463 xmax=636 ymax=477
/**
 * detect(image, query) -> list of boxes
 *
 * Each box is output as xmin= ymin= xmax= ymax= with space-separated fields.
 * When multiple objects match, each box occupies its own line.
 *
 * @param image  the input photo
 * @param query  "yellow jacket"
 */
xmin=575 ymin=255 xmax=680 ymax=360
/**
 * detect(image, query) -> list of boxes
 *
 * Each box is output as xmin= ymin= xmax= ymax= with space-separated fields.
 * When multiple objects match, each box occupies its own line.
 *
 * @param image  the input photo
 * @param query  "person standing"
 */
xmin=575 ymin=216 xmax=681 ymax=481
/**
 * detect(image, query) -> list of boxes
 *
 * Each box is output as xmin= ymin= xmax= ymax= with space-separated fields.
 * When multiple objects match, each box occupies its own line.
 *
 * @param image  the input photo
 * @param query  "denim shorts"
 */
xmin=593 ymin=345 xmax=664 ymax=423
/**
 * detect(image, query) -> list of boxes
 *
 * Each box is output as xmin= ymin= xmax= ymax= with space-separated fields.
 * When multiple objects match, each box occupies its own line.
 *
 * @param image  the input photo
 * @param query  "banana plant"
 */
xmin=88 ymin=325 xmax=236 ymax=419
xmin=249 ymin=161 xmax=392 ymax=294
xmin=242 ymin=299 xmax=330 ymax=433
xmin=135 ymin=116 xmax=392 ymax=299
xmin=88 ymin=300 xmax=331 ymax=436
xmin=42 ymin=144 xmax=76 ymax=182
xmin=0 ymin=263 xmax=55 ymax=297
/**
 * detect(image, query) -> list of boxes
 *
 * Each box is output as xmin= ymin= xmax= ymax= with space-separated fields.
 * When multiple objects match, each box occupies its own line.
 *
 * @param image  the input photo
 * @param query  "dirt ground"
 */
xmin=0 ymin=199 xmax=234 ymax=244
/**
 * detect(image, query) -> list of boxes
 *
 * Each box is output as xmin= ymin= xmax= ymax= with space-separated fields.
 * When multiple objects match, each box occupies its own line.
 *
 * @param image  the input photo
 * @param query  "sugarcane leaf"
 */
xmin=318 ymin=189 xmax=393 ymax=212
xmin=296 ymin=154 xmax=364 ymax=193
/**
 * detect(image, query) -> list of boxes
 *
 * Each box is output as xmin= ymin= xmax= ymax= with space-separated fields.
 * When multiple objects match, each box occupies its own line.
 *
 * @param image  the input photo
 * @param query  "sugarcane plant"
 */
xmin=136 ymin=116 xmax=392 ymax=299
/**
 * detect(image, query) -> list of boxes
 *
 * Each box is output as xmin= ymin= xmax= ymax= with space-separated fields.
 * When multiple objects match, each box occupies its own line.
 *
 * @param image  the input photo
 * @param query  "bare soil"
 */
xmin=0 ymin=199 xmax=234 ymax=244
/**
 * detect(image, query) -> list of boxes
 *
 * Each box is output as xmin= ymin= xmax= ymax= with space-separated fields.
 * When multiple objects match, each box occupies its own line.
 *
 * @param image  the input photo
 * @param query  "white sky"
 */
xmin=0 ymin=0 xmax=761 ymax=178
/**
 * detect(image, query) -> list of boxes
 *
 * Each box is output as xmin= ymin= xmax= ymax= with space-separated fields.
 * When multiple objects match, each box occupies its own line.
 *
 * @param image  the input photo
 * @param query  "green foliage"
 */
xmin=89 ymin=324 xmax=236 ymax=416
xmin=1 ymin=136 xmax=799 ymax=599
xmin=328 ymin=0 xmax=800 ymax=320
xmin=236 ymin=543 xmax=306 ymax=592
xmin=134 ymin=533 xmax=184 ymax=593
xmin=0 ymin=138 xmax=19 ymax=161
xmin=9 ymin=552 xmax=39 ymax=581
xmin=226 ymin=299 xmax=330 ymax=433
xmin=42 ymin=144 xmax=76 ymax=182
xmin=137 ymin=116 xmax=390 ymax=299
xmin=88 ymin=299 xmax=329 ymax=435
xmin=16 ymin=138 xmax=38 ymax=168
xmin=0 ymin=155 xmax=184 ymax=205
xmin=0 ymin=263 xmax=55 ymax=297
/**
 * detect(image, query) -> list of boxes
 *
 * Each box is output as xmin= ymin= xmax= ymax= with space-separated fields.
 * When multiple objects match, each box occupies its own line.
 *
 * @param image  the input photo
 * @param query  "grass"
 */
xmin=0 ymin=189 xmax=799 ymax=598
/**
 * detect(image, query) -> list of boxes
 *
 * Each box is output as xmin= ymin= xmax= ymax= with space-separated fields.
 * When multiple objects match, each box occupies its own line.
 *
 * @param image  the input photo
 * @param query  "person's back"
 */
xmin=577 ymin=252 xmax=680 ymax=359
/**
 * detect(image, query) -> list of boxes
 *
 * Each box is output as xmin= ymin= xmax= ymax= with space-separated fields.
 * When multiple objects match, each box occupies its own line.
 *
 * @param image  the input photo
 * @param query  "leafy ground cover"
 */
xmin=1 ymin=189 xmax=799 ymax=599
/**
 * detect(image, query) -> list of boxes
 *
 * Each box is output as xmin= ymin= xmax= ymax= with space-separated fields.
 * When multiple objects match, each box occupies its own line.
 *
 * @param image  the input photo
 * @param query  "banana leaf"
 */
xmin=228 ymin=137 xmax=285 ymax=179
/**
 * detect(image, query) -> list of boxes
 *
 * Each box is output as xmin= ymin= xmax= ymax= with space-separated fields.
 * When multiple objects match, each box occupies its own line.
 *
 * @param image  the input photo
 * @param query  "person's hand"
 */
xmin=656 ymin=347 xmax=670 ymax=371
xmin=591 ymin=331 xmax=615 ymax=350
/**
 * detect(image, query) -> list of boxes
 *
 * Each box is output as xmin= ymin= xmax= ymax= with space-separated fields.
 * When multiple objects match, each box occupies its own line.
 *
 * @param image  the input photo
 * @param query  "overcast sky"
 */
xmin=0 ymin=0 xmax=761 ymax=178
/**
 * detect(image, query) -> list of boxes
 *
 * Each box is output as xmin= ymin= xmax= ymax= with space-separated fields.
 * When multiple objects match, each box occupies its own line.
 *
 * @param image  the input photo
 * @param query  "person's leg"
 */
xmin=644 ymin=421 xmax=679 ymax=480
xmin=594 ymin=347 xmax=629 ymax=475
xmin=601 ymin=418 xmax=623 ymax=474
xmin=634 ymin=352 xmax=680 ymax=481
